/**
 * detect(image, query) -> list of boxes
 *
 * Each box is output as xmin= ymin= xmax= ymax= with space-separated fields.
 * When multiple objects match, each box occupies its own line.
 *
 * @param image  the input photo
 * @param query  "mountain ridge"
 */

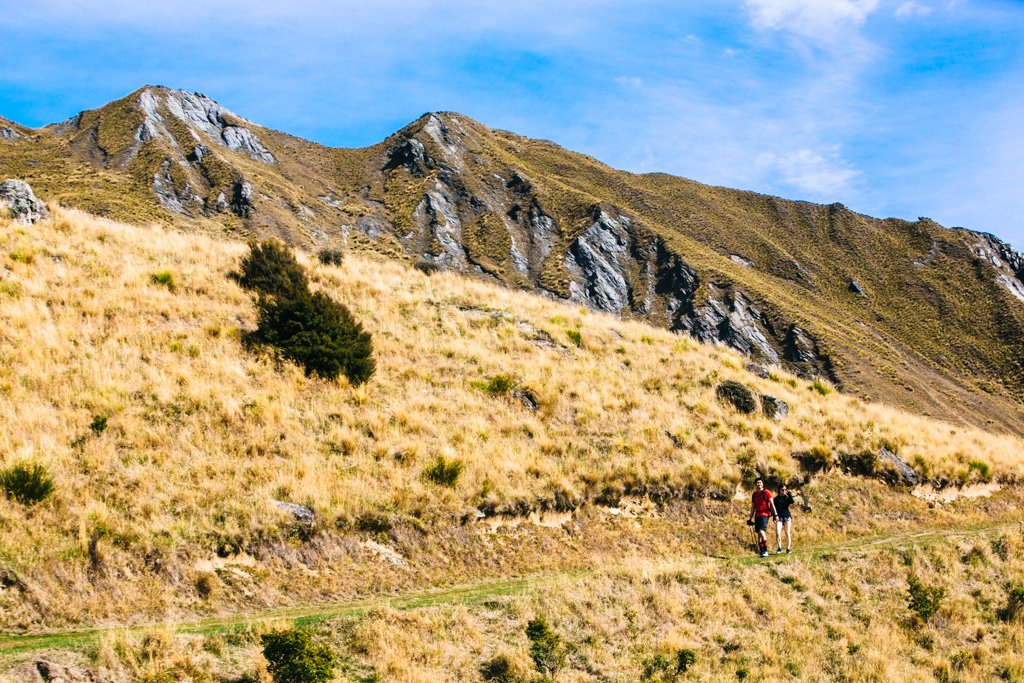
xmin=2 ymin=85 xmax=1023 ymax=433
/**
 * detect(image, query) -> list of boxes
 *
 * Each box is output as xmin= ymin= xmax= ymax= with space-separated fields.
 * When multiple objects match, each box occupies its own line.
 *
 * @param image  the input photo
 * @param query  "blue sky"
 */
xmin=1 ymin=0 xmax=1023 ymax=248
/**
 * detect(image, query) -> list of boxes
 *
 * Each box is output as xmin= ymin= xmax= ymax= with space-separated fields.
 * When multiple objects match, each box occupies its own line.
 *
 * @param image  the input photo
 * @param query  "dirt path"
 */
xmin=1 ymin=519 xmax=1020 ymax=658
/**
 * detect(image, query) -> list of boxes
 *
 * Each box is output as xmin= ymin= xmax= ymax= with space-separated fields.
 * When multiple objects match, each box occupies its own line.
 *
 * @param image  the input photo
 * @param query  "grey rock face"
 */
xmin=231 ymin=179 xmax=254 ymax=218
xmin=565 ymin=210 xmax=632 ymax=312
xmin=138 ymin=87 xmax=275 ymax=164
xmin=761 ymin=395 xmax=789 ymax=420
xmin=746 ymin=363 xmax=772 ymax=379
xmin=0 ymin=179 xmax=49 ymax=223
xmin=849 ymin=280 xmax=867 ymax=297
xmin=963 ymin=229 xmax=1024 ymax=304
xmin=680 ymin=288 xmax=781 ymax=365
xmin=784 ymin=325 xmax=818 ymax=364
xmin=273 ymin=500 xmax=315 ymax=524
xmin=0 ymin=126 xmax=21 ymax=140
xmin=878 ymin=447 xmax=921 ymax=487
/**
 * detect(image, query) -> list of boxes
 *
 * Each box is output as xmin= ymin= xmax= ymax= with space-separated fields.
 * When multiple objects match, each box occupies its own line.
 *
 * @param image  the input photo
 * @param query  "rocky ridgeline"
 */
xmin=357 ymin=114 xmax=837 ymax=379
xmin=0 ymin=179 xmax=48 ymax=223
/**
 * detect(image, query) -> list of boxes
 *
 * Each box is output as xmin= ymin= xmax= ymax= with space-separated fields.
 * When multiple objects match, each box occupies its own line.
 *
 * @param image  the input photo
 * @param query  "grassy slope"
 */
xmin=1 ymin=208 xmax=1023 ymax=639
xmin=3 ymin=98 xmax=1023 ymax=439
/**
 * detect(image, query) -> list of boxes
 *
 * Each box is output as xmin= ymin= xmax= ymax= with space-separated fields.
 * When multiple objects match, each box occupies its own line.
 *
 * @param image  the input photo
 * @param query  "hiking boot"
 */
xmin=760 ymin=550 xmax=769 ymax=558
xmin=786 ymin=548 xmax=792 ymax=554
xmin=776 ymin=548 xmax=783 ymax=554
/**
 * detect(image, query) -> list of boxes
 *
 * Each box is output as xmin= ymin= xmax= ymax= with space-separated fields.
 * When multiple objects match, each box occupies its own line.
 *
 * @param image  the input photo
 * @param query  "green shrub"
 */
xmin=0 ymin=462 xmax=55 ymax=505
xmin=425 ymin=455 xmax=464 ymax=487
xmin=250 ymin=291 xmax=375 ymax=384
xmin=149 ymin=270 xmax=175 ymax=290
xmin=716 ymin=380 xmax=757 ymax=413
xmin=999 ymin=585 xmax=1024 ymax=623
xmin=473 ymin=374 xmax=516 ymax=396
xmin=480 ymin=654 xmax=521 ymax=682
xmin=316 ymin=248 xmax=343 ymax=266
xmin=525 ymin=617 xmax=565 ymax=677
xmin=566 ymin=329 xmax=583 ymax=347
xmin=89 ymin=415 xmax=108 ymax=435
xmin=908 ymin=574 xmax=945 ymax=622
xmin=968 ymin=459 xmax=991 ymax=481
xmin=810 ymin=379 xmax=832 ymax=396
xmin=260 ymin=628 xmax=335 ymax=683
xmin=237 ymin=241 xmax=308 ymax=300
xmin=676 ymin=649 xmax=696 ymax=673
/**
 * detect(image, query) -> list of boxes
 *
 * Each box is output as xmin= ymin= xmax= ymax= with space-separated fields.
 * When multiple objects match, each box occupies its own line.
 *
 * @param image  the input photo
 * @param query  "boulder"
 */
xmin=746 ymin=363 xmax=771 ymax=379
xmin=0 ymin=179 xmax=49 ymax=223
xmin=849 ymin=280 xmax=867 ymax=297
xmin=35 ymin=660 xmax=101 ymax=682
xmin=716 ymin=380 xmax=758 ymax=413
xmin=761 ymin=394 xmax=789 ymax=420
xmin=878 ymin=447 xmax=921 ymax=487
xmin=0 ymin=126 xmax=21 ymax=140
xmin=272 ymin=500 xmax=315 ymax=524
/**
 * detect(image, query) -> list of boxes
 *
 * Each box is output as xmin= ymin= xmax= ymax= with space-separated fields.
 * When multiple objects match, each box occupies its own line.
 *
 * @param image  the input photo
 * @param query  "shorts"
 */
xmin=754 ymin=516 xmax=770 ymax=532
xmin=777 ymin=516 xmax=791 ymax=524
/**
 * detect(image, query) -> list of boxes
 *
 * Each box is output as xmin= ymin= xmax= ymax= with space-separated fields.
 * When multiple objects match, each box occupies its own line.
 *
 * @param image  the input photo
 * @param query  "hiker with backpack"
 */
xmin=747 ymin=477 xmax=778 ymax=558
xmin=773 ymin=484 xmax=795 ymax=554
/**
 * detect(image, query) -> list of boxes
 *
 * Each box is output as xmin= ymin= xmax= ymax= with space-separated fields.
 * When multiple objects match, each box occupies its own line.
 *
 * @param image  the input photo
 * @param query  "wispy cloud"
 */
xmin=757 ymin=147 xmax=860 ymax=198
xmin=744 ymin=0 xmax=880 ymax=42
xmin=895 ymin=1 xmax=933 ymax=19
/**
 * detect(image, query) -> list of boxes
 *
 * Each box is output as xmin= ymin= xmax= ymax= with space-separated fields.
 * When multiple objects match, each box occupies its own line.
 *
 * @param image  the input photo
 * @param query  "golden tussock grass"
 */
xmin=0 ymin=208 xmax=1022 ymax=632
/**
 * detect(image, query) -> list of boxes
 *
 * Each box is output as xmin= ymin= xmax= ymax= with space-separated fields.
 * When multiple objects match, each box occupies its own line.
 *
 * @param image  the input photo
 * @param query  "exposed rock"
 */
xmin=962 ymin=229 xmax=1024 ymax=304
xmin=716 ymin=380 xmax=758 ymax=413
xmin=0 ymin=179 xmax=49 ymax=223
xmin=849 ymin=280 xmax=867 ymax=297
xmin=160 ymin=88 xmax=275 ymax=163
xmin=35 ymin=660 xmax=102 ymax=682
xmin=565 ymin=209 xmax=631 ymax=312
xmin=730 ymin=254 xmax=754 ymax=268
xmin=1 ymin=126 xmax=21 ymax=140
xmin=783 ymin=325 xmax=818 ymax=364
xmin=231 ymin=179 xmax=254 ymax=218
xmin=680 ymin=288 xmax=780 ymax=365
xmin=273 ymin=500 xmax=315 ymax=524
xmin=761 ymin=394 xmax=789 ymax=420
xmin=877 ymin=447 xmax=921 ymax=487
xmin=746 ymin=363 xmax=771 ymax=379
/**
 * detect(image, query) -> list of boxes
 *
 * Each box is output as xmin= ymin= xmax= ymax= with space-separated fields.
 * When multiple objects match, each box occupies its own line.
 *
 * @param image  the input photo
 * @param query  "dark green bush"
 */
xmin=425 ymin=455 xmax=464 ymax=487
xmin=0 ymin=462 xmax=55 ymax=505
xmin=908 ymin=574 xmax=945 ymax=622
xmin=250 ymin=290 xmax=375 ymax=384
xmin=260 ymin=628 xmax=335 ymax=683
xmin=89 ymin=415 xmax=108 ymax=435
xmin=525 ymin=617 xmax=565 ymax=677
xmin=479 ymin=654 xmax=518 ymax=682
xmin=237 ymin=241 xmax=308 ymax=300
xmin=999 ymin=585 xmax=1024 ymax=623
xmin=716 ymin=380 xmax=757 ymax=413
xmin=316 ymin=248 xmax=343 ymax=266
xmin=676 ymin=648 xmax=696 ymax=673
xmin=566 ymin=329 xmax=582 ymax=347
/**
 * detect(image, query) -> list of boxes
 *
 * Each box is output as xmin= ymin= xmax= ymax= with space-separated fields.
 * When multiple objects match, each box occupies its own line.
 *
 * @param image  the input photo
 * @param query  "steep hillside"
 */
xmin=2 ymin=207 xmax=1023 ymax=629
xmin=2 ymin=86 xmax=1024 ymax=435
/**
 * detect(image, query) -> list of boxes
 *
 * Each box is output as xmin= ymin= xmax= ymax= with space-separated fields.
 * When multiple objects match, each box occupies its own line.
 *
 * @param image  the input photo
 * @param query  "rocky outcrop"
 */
xmin=878 ymin=447 xmax=921 ymax=487
xmin=0 ymin=179 xmax=49 ymax=223
xmin=273 ymin=500 xmax=315 ymax=524
xmin=962 ymin=229 xmax=1024 ymax=304
xmin=0 ymin=126 xmax=21 ymax=140
xmin=679 ymin=287 xmax=780 ymax=365
xmin=761 ymin=395 xmax=789 ymax=420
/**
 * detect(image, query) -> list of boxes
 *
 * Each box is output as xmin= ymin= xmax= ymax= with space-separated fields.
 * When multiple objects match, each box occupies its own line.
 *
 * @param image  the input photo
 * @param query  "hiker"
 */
xmin=747 ymin=477 xmax=777 ymax=558
xmin=774 ymin=484 xmax=795 ymax=554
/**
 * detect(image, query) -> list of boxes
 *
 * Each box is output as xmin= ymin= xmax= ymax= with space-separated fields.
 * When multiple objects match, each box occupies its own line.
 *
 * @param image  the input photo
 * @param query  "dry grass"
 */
xmin=0 ymin=208 xmax=1023 ymax=631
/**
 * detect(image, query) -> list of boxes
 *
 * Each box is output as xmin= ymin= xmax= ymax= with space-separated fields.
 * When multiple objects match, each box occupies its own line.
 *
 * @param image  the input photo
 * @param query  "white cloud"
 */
xmin=895 ymin=1 xmax=933 ymax=19
xmin=745 ymin=0 xmax=880 ymax=42
xmin=756 ymin=146 xmax=860 ymax=198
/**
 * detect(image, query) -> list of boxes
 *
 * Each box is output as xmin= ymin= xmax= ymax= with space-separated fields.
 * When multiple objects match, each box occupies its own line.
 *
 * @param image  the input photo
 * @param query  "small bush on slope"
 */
xmin=0 ymin=462 xmax=55 ymax=505
xmin=238 ymin=241 xmax=375 ymax=384
xmin=236 ymin=240 xmax=308 ymax=300
xmin=261 ymin=628 xmax=335 ymax=683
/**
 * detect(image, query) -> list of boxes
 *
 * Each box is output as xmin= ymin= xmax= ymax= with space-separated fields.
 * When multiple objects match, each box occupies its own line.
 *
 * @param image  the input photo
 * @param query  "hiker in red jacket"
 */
xmin=747 ymin=477 xmax=778 ymax=558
